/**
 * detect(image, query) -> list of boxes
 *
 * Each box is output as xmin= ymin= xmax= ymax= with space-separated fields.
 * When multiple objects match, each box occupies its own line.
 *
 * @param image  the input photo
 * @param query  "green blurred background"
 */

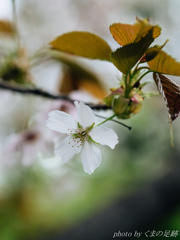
xmin=0 ymin=0 xmax=180 ymax=239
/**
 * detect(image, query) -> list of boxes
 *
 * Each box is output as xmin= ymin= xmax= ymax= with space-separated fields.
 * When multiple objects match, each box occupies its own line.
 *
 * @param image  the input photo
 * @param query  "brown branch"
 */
xmin=0 ymin=81 xmax=111 ymax=110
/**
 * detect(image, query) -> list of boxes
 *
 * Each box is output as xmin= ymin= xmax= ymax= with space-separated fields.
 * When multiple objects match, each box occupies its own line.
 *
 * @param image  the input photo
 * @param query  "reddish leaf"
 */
xmin=153 ymin=73 xmax=180 ymax=121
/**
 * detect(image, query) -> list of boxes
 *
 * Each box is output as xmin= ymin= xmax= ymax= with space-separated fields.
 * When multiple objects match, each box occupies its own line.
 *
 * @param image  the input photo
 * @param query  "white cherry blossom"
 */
xmin=46 ymin=101 xmax=119 ymax=174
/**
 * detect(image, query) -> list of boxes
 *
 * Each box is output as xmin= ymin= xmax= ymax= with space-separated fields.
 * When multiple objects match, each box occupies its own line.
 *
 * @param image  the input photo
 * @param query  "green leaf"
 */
xmin=111 ymin=29 xmax=154 ymax=74
xmin=148 ymin=50 xmax=180 ymax=76
xmin=49 ymin=31 xmax=112 ymax=61
xmin=110 ymin=18 xmax=161 ymax=46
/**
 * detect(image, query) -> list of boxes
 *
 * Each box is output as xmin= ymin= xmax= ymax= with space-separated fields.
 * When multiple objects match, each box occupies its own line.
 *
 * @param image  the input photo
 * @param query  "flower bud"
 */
xmin=113 ymin=96 xmax=129 ymax=115
xmin=103 ymin=87 xmax=124 ymax=106
xmin=104 ymin=86 xmax=144 ymax=119
xmin=129 ymin=92 xmax=143 ymax=114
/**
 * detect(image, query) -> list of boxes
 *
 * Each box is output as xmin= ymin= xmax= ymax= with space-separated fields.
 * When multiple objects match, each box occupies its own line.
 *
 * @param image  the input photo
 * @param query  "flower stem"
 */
xmin=124 ymin=74 xmax=128 ymax=97
xmin=12 ymin=0 xmax=20 ymax=50
xmin=95 ymin=114 xmax=116 ymax=126
xmin=136 ymin=66 xmax=150 ymax=71
xmin=95 ymin=114 xmax=131 ymax=130
xmin=136 ymin=70 xmax=153 ymax=83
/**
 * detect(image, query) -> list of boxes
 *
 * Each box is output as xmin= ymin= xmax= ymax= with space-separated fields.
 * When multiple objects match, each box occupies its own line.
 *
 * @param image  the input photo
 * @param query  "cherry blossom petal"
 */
xmin=89 ymin=126 xmax=119 ymax=149
xmin=74 ymin=101 xmax=95 ymax=129
xmin=81 ymin=141 xmax=101 ymax=175
xmin=55 ymin=135 xmax=82 ymax=162
xmin=21 ymin=143 xmax=37 ymax=166
xmin=46 ymin=110 xmax=77 ymax=133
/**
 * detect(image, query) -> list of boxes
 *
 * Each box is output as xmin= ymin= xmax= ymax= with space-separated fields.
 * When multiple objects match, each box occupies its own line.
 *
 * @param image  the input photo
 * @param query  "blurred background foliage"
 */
xmin=0 ymin=0 xmax=180 ymax=239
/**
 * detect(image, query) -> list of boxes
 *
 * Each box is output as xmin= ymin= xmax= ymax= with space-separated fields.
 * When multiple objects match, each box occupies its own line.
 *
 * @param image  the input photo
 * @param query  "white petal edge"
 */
xmin=74 ymin=101 xmax=95 ymax=129
xmin=46 ymin=110 xmax=77 ymax=134
xmin=81 ymin=141 xmax=101 ymax=175
xmin=55 ymin=135 xmax=82 ymax=162
xmin=89 ymin=126 xmax=119 ymax=149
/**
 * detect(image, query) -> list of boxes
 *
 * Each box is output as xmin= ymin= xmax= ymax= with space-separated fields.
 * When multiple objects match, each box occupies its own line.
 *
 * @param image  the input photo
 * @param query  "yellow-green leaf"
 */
xmin=47 ymin=50 xmax=108 ymax=99
xmin=135 ymin=26 xmax=161 ymax=43
xmin=148 ymin=50 xmax=180 ymax=76
xmin=140 ymin=40 xmax=168 ymax=63
xmin=49 ymin=31 xmax=112 ymax=61
xmin=111 ymin=29 xmax=154 ymax=74
xmin=110 ymin=20 xmax=161 ymax=46
xmin=110 ymin=23 xmax=140 ymax=46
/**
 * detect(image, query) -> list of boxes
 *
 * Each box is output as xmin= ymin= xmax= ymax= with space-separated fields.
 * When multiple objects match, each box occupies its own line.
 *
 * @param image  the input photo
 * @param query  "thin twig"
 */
xmin=0 ymin=81 xmax=111 ymax=110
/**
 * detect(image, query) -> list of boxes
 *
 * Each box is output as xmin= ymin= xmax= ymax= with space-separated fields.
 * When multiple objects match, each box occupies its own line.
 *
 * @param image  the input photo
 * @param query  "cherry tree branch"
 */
xmin=0 ymin=81 xmax=111 ymax=110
